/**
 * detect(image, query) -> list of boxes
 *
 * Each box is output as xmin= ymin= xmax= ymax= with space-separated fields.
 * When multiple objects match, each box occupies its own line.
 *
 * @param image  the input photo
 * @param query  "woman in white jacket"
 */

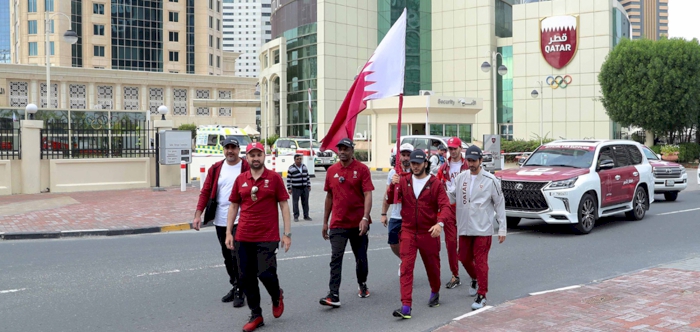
xmin=446 ymin=145 xmax=506 ymax=310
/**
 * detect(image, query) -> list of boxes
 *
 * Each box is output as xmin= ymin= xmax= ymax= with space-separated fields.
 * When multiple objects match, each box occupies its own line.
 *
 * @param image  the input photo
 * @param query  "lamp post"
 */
xmin=44 ymin=12 xmax=78 ymax=109
xmin=25 ymin=103 xmax=38 ymax=120
xmin=531 ymin=80 xmax=544 ymax=146
xmin=154 ymin=105 xmax=169 ymax=189
xmin=481 ymin=51 xmax=508 ymax=136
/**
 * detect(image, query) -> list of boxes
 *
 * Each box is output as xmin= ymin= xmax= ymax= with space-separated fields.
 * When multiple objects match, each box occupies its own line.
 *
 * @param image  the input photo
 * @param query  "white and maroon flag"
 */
xmin=320 ymin=8 xmax=407 ymax=152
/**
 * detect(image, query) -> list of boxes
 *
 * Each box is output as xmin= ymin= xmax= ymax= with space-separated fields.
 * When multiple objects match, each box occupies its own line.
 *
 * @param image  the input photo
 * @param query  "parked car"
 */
xmin=517 ymin=152 xmax=533 ymax=167
xmin=639 ymin=144 xmax=687 ymax=201
xmin=390 ymin=135 xmax=470 ymax=166
xmin=497 ymin=140 xmax=654 ymax=234
xmin=273 ymin=137 xmax=337 ymax=170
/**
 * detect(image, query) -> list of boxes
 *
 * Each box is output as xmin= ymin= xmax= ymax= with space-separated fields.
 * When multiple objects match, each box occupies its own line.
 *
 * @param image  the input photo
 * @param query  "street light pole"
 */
xmin=481 ymin=51 xmax=508 ymax=136
xmin=531 ymin=81 xmax=544 ymax=146
xmin=44 ymin=12 xmax=78 ymax=109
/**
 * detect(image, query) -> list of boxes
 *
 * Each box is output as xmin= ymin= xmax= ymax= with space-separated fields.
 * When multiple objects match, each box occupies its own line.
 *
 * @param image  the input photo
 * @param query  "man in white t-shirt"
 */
xmin=193 ymin=137 xmax=250 ymax=308
xmin=380 ymin=143 xmax=414 ymax=266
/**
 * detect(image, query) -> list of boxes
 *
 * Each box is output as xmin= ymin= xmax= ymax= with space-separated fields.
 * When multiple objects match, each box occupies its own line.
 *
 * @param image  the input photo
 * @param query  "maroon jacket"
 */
xmin=196 ymin=159 xmax=250 ymax=212
xmin=386 ymin=173 xmax=451 ymax=234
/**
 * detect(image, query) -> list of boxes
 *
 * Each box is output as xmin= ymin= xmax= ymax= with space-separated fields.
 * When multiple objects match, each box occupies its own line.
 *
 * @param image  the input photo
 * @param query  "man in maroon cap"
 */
xmin=436 ymin=137 xmax=468 ymax=290
xmin=225 ymin=142 xmax=292 ymax=332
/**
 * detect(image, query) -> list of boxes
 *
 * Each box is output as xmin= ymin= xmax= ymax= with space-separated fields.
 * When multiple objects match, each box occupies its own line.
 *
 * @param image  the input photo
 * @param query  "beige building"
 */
xmin=11 ymin=0 xmax=226 ymax=75
xmin=617 ymin=0 xmax=668 ymax=40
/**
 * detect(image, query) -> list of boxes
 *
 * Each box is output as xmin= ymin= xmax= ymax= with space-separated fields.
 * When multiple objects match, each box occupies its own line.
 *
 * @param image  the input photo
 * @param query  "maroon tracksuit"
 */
xmin=437 ymin=158 xmax=469 ymax=278
xmin=387 ymin=174 xmax=451 ymax=307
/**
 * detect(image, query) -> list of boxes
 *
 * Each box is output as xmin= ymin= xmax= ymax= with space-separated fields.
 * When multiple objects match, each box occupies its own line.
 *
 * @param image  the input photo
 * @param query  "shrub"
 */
xmin=660 ymin=145 xmax=679 ymax=155
xmin=679 ymin=143 xmax=700 ymax=163
xmin=261 ymin=134 xmax=279 ymax=148
xmin=649 ymin=145 xmax=662 ymax=155
xmin=177 ymin=123 xmax=197 ymax=139
xmin=500 ymin=139 xmax=555 ymax=162
xmin=354 ymin=149 xmax=369 ymax=161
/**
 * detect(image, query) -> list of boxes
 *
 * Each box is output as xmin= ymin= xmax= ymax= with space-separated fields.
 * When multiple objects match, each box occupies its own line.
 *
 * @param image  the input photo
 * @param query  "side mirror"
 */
xmin=290 ymin=144 xmax=296 ymax=149
xmin=598 ymin=159 xmax=614 ymax=171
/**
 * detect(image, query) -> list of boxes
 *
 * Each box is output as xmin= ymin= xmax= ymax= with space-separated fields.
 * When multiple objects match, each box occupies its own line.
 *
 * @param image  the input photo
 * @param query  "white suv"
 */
xmin=638 ymin=145 xmax=687 ymax=201
xmin=497 ymin=140 xmax=655 ymax=234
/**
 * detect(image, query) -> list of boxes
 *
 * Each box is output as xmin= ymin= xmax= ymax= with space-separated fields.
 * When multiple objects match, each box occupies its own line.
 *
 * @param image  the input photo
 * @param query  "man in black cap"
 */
xmin=192 ymin=137 xmax=250 ymax=307
xmin=320 ymin=138 xmax=375 ymax=307
xmin=386 ymin=149 xmax=451 ymax=319
xmin=446 ymin=145 xmax=506 ymax=311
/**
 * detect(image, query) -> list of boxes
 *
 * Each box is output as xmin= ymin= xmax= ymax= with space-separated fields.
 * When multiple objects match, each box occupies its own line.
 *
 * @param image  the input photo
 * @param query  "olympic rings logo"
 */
xmin=546 ymin=75 xmax=573 ymax=89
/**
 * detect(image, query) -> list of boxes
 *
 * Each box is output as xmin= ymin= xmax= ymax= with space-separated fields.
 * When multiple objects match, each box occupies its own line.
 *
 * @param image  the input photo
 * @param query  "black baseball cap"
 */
xmin=221 ymin=137 xmax=240 ymax=147
xmin=438 ymin=144 xmax=447 ymax=151
xmin=336 ymin=138 xmax=355 ymax=148
xmin=409 ymin=149 xmax=427 ymax=163
xmin=465 ymin=145 xmax=483 ymax=160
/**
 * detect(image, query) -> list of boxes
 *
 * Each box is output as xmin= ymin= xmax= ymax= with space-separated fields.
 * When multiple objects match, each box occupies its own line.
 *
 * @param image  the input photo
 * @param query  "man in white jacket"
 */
xmin=446 ymin=145 xmax=506 ymax=310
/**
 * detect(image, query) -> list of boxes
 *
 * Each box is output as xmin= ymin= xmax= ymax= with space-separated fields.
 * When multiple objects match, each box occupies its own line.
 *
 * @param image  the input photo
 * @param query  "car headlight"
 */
xmin=545 ymin=177 xmax=578 ymax=190
xmin=680 ymin=166 xmax=686 ymax=174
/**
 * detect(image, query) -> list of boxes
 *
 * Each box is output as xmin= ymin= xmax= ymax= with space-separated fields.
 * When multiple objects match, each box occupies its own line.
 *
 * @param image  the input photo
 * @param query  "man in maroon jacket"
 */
xmin=436 ymin=137 xmax=469 ymax=290
xmin=192 ymin=137 xmax=250 ymax=307
xmin=386 ymin=149 xmax=451 ymax=319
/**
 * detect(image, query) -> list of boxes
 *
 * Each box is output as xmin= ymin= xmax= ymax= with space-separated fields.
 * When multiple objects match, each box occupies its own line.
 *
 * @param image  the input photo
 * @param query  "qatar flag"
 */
xmin=320 ymin=8 xmax=407 ymax=152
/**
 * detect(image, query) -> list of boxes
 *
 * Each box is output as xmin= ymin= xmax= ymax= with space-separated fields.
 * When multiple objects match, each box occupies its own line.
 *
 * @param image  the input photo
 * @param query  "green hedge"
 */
xmin=354 ymin=149 xmax=370 ymax=162
xmin=499 ymin=139 xmax=555 ymax=162
xmin=678 ymin=143 xmax=700 ymax=163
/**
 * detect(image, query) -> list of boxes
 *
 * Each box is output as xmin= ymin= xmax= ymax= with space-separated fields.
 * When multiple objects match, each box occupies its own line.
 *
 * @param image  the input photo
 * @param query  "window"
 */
xmin=169 ymin=51 xmax=179 ymax=61
xmin=169 ymin=12 xmax=179 ymax=22
xmin=217 ymin=55 xmax=220 ymax=68
xmin=209 ymin=16 xmax=213 ymax=28
xmin=49 ymin=20 xmax=54 ymax=33
xmin=598 ymin=147 xmax=615 ymax=168
xmin=209 ymin=35 xmax=213 ymax=47
xmin=390 ymin=124 xmax=410 ymax=143
xmin=94 ymin=45 xmax=105 ymax=57
xmin=209 ymin=54 xmax=213 ymax=66
xmin=93 ymin=3 xmax=104 ymax=14
xmin=28 ymin=0 xmax=37 ymax=12
xmin=49 ymin=41 xmax=54 ymax=55
xmin=45 ymin=0 xmax=54 ymax=11
xmin=169 ymin=31 xmax=179 ymax=42
xmin=612 ymin=145 xmax=631 ymax=167
xmin=217 ymin=37 xmax=220 ymax=49
xmin=217 ymin=19 xmax=221 ymax=31
xmin=169 ymin=0 xmax=179 ymax=2
xmin=625 ymin=145 xmax=643 ymax=165
xmin=28 ymin=21 xmax=38 ymax=35
xmin=94 ymin=24 xmax=105 ymax=36
xmin=29 ymin=42 xmax=38 ymax=56
xmin=209 ymin=0 xmax=213 ymax=9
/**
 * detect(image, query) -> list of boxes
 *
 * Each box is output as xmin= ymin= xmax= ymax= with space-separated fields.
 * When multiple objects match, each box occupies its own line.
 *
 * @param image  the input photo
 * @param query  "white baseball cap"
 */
xmin=399 ymin=143 xmax=414 ymax=153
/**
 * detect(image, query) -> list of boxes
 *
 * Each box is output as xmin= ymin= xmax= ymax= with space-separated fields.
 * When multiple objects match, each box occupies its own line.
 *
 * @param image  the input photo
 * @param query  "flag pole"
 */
xmin=395 ymin=94 xmax=404 ymax=174
xmin=308 ymin=88 xmax=313 ymax=155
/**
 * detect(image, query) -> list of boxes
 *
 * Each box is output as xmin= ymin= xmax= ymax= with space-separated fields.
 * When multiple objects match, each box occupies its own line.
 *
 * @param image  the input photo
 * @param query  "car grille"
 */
xmin=654 ymin=167 xmax=682 ymax=179
xmin=316 ymin=151 xmax=333 ymax=157
xmin=502 ymin=181 xmax=549 ymax=212
xmin=483 ymin=155 xmax=493 ymax=162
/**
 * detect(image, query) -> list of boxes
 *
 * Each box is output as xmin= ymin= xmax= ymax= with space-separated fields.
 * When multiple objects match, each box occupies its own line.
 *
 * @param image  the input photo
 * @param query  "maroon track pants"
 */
xmin=442 ymin=205 xmax=460 ymax=277
xmin=399 ymin=231 xmax=441 ymax=307
xmin=458 ymin=235 xmax=493 ymax=296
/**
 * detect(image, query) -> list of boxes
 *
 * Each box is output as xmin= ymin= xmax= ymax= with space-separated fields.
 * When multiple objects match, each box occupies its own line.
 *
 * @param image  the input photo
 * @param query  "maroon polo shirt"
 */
xmin=230 ymin=168 xmax=289 ymax=242
xmin=324 ymin=159 xmax=374 ymax=229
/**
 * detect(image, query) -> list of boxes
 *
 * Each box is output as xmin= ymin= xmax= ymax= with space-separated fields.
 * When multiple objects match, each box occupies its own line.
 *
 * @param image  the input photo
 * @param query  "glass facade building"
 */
xmin=283 ymin=23 xmax=317 ymax=138
xmin=378 ymin=0 xmax=431 ymax=96
xmin=111 ymin=0 xmax=164 ymax=72
xmin=497 ymin=46 xmax=513 ymax=140
xmin=71 ymin=0 xmax=83 ymax=67
xmin=0 ymin=0 xmax=10 ymax=63
xmin=495 ymin=0 xmax=515 ymax=38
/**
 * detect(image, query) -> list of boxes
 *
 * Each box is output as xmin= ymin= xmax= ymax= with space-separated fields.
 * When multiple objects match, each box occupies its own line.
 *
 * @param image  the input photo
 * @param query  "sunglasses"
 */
xmin=251 ymin=186 xmax=259 ymax=201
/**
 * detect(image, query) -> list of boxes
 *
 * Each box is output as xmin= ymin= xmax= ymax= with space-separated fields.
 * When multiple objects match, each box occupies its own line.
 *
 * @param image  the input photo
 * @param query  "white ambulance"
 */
xmin=194 ymin=125 xmax=252 ymax=159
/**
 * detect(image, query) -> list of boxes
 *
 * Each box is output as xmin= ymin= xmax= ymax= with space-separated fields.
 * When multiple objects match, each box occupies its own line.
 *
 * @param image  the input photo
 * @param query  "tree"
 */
xmin=598 ymin=38 xmax=700 ymax=141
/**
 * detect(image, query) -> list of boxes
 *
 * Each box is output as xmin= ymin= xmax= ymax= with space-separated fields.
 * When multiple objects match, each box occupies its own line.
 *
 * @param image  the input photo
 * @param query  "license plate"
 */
xmin=665 ymin=180 xmax=675 ymax=187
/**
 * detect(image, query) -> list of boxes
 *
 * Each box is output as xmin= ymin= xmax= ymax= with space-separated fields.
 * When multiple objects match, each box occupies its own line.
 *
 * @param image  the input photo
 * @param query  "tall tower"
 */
xmin=222 ymin=0 xmax=272 ymax=78
xmin=617 ymin=0 xmax=668 ymax=40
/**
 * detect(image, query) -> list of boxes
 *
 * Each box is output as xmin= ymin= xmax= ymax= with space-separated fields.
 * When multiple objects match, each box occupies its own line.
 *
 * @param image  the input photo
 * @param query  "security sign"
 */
xmin=540 ymin=15 xmax=579 ymax=69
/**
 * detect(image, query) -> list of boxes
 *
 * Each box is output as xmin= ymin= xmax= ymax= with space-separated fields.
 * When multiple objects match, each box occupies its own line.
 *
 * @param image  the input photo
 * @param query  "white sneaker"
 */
xmin=468 ymin=279 xmax=478 ymax=297
xmin=471 ymin=294 xmax=486 ymax=310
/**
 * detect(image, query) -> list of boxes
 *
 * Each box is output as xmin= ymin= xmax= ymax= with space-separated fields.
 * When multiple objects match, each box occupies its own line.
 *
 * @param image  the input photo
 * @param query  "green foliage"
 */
xmin=177 ymin=123 xmax=197 ymax=139
xmin=649 ymin=145 xmax=661 ymax=155
xmin=261 ymin=134 xmax=279 ymax=148
xmin=679 ymin=143 xmax=700 ymax=163
xmin=660 ymin=144 xmax=679 ymax=154
xmin=354 ymin=149 xmax=369 ymax=162
xmin=598 ymin=38 xmax=700 ymax=136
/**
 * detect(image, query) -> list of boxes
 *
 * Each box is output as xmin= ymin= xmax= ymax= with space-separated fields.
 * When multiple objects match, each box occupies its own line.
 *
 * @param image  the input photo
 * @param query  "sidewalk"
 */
xmin=0 ymin=186 xmax=201 ymax=240
xmin=436 ymin=257 xmax=700 ymax=332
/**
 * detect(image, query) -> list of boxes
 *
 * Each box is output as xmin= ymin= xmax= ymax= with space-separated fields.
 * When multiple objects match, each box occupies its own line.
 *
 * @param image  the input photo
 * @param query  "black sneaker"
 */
xmin=428 ymin=292 xmax=440 ymax=307
xmin=392 ymin=307 xmax=412 ymax=319
xmin=358 ymin=282 xmax=370 ymax=298
xmin=304 ymin=217 xmax=313 ymax=221
xmin=446 ymin=275 xmax=461 ymax=289
xmin=472 ymin=294 xmax=487 ymax=310
xmin=294 ymin=218 xmax=299 ymax=222
xmin=233 ymin=288 xmax=245 ymax=308
xmin=221 ymin=288 xmax=236 ymax=303
xmin=319 ymin=293 xmax=341 ymax=308
xmin=469 ymin=279 xmax=478 ymax=297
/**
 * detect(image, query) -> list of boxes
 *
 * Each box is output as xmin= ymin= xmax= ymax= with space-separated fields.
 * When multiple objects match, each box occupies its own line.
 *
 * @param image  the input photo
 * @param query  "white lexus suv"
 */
xmin=497 ymin=140 xmax=655 ymax=234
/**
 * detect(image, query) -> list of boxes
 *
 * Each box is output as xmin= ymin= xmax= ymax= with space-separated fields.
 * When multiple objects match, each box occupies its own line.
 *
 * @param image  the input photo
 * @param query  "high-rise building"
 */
xmin=0 ymin=0 xmax=10 ymax=63
xmin=10 ymin=0 xmax=227 ymax=75
xmin=222 ymin=0 xmax=272 ymax=77
xmin=618 ymin=0 xmax=668 ymax=39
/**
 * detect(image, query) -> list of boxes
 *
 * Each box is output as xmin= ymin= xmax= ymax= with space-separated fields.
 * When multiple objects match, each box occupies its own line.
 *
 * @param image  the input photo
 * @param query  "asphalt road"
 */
xmin=1 ymin=169 xmax=699 ymax=332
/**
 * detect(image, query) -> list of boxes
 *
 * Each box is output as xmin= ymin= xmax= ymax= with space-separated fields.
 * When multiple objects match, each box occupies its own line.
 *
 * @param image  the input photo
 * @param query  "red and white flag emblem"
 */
xmin=540 ymin=15 xmax=578 ymax=69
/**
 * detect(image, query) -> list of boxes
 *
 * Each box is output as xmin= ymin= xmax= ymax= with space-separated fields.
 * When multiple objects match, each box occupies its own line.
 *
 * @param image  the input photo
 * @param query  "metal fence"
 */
xmin=41 ymin=121 xmax=156 ymax=159
xmin=0 ymin=126 xmax=21 ymax=160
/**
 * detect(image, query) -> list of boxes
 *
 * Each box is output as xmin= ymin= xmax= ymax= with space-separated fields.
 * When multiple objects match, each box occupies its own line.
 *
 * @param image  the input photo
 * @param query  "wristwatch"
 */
xmin=283 ymin=232 xmax=292 ymax=238
xmin=437 ymin=222 xmax=444 ymax=228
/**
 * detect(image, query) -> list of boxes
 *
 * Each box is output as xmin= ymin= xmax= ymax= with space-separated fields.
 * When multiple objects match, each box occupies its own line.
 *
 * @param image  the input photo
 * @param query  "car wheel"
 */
xmin=663 ymin=192 xmax=678 ymax=202
xmin=506 ymin=217 xmax=520 ymax=228
xmin=626 ymin=187 xmax=648 ymax=220
xmin=573 ymin=193 xmax=597 ymax=235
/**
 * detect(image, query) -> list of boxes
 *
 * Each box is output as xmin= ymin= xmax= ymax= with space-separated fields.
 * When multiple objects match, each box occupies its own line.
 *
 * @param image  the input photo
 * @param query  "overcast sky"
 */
xmin=668 ymin=0 xmax=700 ymax=40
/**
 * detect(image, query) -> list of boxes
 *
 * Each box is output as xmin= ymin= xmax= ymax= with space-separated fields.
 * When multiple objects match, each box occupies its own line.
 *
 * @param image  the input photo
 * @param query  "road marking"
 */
xmin=0 ymin=288 xmax=27 ymax=294
xmin=529 ymin=285 xmax=581 ymax=296
xmin=161 ymin=223 xmax=191 ymax=232
xmin=136 ymin=269 xmax=181 ymax=277
xmin=453 ymin=306 xmax=493 ymax=320
xmin=656 ymin=207 xmax=700 ymax=216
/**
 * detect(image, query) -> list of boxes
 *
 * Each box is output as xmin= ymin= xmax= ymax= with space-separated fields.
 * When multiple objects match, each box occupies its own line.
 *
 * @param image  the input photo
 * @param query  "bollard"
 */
xmin=272 ymin=156 xmax=276 ymax=172
xmin=181 ymin=161 xmax=187 ymax=192
xmin=199 ymin=164 xmax=206 ymax=190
